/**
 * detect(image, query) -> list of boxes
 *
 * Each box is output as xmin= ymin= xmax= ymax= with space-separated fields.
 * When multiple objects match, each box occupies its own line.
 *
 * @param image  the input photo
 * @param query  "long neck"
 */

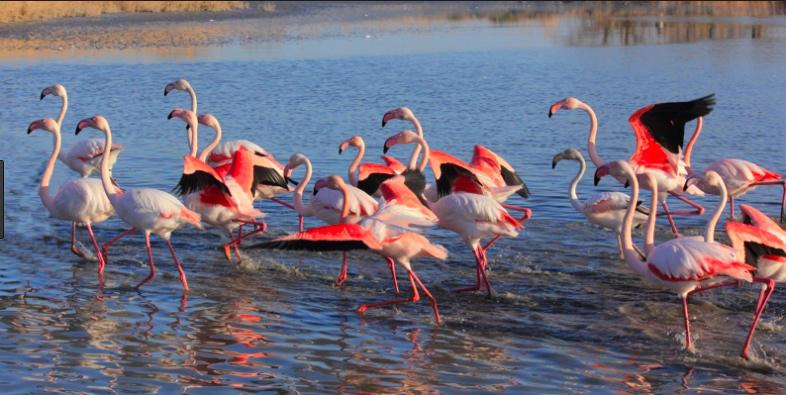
xmin=644 ymin=174 xmax=659 ymax=255
xmin=39 ymin=130 xmax=61 ymax=214
xmin=293 ymin=159 xmax=313 ymax=216
xmin=407 ymin=115 xmax=424 ymax=169
xmin=683 ymin=117 xmax=703 ymax=168
xmin=56 ymin=93 xmax=68 ymax=127
xmin=199 ymin=123 xmax=221 ymax=162
xmin=348 ymin=140 xmax=364 ymax=186
xmin=186 ymin=87 xmax=197 ymax=149
xmin=338 ymin=183 xmax=351 ymax=223
xmin=578 ymin=102 xmax=603 ymax=167
xmin=415 ymin=134 xmax=431 ymax=172
xmin=567 ymin=157 xmax=585 ymax=213
xmin=704 ymin=177 xmax=728 ymax=243
xmin=188 ymin=121 xmax=199 ymax=158
xmin=620 ymin=165 xmax=650 ymax=276
xmin=99 ymin=126 xmax=119 ymax=198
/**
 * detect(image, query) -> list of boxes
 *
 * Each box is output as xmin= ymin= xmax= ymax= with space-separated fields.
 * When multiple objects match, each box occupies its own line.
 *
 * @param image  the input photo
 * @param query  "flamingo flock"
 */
xmin=28 ymin=80 xmax=786 ymax=360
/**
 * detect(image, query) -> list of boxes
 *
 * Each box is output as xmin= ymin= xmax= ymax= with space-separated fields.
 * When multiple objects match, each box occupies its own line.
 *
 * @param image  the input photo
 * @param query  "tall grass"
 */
xmin=0 ymin=1 xmax=248 ymax=24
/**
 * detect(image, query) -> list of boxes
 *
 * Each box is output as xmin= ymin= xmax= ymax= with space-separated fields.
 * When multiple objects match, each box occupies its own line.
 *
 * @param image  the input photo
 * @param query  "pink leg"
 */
xmin=748 ymin=180 xmax=786 ymax=223
xmin=386 ymin=257 xmax=400 ymax=295
xmin=729 ymin=196 xmax=735 ymax=220
xmin=484 ymin=205 xmax=532 ymax=250
xmin=682 ymin=296 xmax=693 ymax=351
xmin=754 ymin=283 xmax=768 ymax=315
xmin=230 ymin=221 xmax=267 ymax=244
xmin=358 ymin=270 xmax=419 ymax=312
xmin=85 ymin=223 xmax=106 ymax=275
xmin=336 ymin=251 xmax=348 ymax=286
xmin=410 ymin=270 xmax=441 ymax=324
xmin=454 ymin=245 xmax=485 ymax=293
xmin=270 ymin=197 xmax=296 ymax=210
xmin=661 ymin=200 xmax=681 ymax=237
xmin=298 ymin=215 xmax=304 ymax=233
xmin=741 ymin=278 xmax=776 ymax=359
xmin=69 ymin=222 xmax=87 ymax=258
xmin=101 ymin=227 xmax=137 ymax=261
xmin=669 ymin=193 xmax=706 ymax=216
xmin=477 ymin=247 xmax=495 ymax=297
xmin=687 ymin=281 xmax=739 ymax=297
xmin=165 ymin=239 xmax=189 ymax=292
xmin=135 ymin=232 xmax=156 ymax=289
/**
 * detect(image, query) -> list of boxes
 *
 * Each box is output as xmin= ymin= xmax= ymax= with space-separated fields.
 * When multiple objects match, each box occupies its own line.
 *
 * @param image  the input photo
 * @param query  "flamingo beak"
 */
xmin=338 ymin=141 xmax=350 ymax=155
xmin=164 ymin=84 xmax=173 ymax=96
xmin=167 ymin=109 xmax=177 ymax=120
xmin=594 ymin=166 xmax=609 ymax=186
xmin=27 ymin=122 xmax=36 ymax=134
xmin=548 ymin=103 xmax=562 ymax=118
xmin=551 ymin=159 xmax=557 ymax=169
xmin=39 ymin=91 xmax=46 ymax=100
xmin=381 ymin=111 xmax=397 ymax=127
xmin=75 ymin=120 xmax=88 ymax=135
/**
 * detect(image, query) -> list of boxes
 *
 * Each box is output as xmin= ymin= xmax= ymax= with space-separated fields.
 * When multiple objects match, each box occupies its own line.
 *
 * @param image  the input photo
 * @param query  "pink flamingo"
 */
xmin=338 ymin=134 xmax=409 ymax=196
xmin=28 ymin=118 xmax=114 ymax=277
xmin=281 ymin=152 xmax=396 ymax=289
xmin=550 ymin=96 xmax=712 ymax=236
xmin=725 ymin=204 xmax=786 ymax=359
xmin=597 ymin=160 xmax=758 ymax=353
xmin=76 ymin=115 xmax=202 ymax=291
xmin=168 ymin=109 xmax=266 ymax=262
xmin=40 ymin=84 xmax=124 ymax=178
xmin=682 ymin=120 xmax=785 ymax=222
xmin=254 ymin=175 xmax=446 ymax=323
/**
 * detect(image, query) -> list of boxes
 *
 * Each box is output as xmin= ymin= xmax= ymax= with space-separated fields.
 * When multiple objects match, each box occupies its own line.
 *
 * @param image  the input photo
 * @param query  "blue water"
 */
xmin=1 ymin=12 xmax=786 ymax=393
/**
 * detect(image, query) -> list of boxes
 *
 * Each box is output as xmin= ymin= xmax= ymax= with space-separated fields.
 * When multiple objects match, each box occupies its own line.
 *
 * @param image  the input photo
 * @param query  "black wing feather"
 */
xmin=252 ymin=166 xmax=288 ymax=196
xmin=743 ymin=241 xmax=786 ymax=267
xmin=499 ymin=165 xmax=530 ymax=199
xmin=356 ymin=172 xmax=395 ymax=196
xmin=174 ymin=170 xmax=230 ymax=197
xmin=638 ymin=94 xmax=715 ymax=154
xmin=436 ymin=163 xmax=483 ymax=198
xmin=249 ymin=239 xmax=371 ymax=252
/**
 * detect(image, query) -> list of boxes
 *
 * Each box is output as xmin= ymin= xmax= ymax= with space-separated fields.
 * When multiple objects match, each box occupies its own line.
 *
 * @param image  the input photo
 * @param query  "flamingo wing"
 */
xmin=381 ymin=155 xmax=407 ymax=173
xmin=436 ymin=163 xmax=486 ymax=198
xmin=471 ymin=145 xmax=530 ymax=198
xmin=357 ymin=163 xmax=396 ymax=196
xmin=726 ymin=221 xmax=786 ymax=266
xmin=629 ymin=94 xmax=715 ymax=175
xmin=739 ymin=204 xmax=786 ymax=239
xmin=250 ymin=223 xmax=383 ymax=251
xmin=647 ymin=238 xmax=752 ymax=282
xmin=174 ymin=156 xmax=230 ymax=197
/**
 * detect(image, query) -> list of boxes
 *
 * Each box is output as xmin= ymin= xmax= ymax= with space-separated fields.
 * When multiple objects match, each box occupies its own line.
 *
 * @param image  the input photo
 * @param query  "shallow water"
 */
xmin=2 ymin=9 xmax=786 ymax=393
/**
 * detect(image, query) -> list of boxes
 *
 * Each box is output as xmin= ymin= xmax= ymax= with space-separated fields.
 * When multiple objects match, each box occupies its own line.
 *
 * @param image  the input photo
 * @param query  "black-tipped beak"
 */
xmin=186 ymin=125 xmax=190 ymax=131
xmin=683 ymin=179 xmax=690 ymax=192
xmin=383 ymin=145 xmax=390 ymax=154
xmin=593 ymin=170 xmax=601 ymax=186
xmin=551 ymin=159 xmax=557 ymax=169
xmin=164 ymin=88 xmax=169 ymax=96
xmin=381 ymin=120 xmax=387 ymax=127
xmin=548 ymin=110 xmax=553 ymax=118
xmin=287 ymin=178 xmax=299 ymax=186
xmin=39 ymin=92 xmax=45 ymax=100
xmin=27 ymin=126 xmax=33 ymax=134
xmin=167 ymin=110 xmax=176 ymax=120
xmin=338 ymin=147 xmax=343 ymax=154
xmin=624 ymin=180 xmax=630 ymax=188
xmin=75 ymin=125 xmax=83 ymax=135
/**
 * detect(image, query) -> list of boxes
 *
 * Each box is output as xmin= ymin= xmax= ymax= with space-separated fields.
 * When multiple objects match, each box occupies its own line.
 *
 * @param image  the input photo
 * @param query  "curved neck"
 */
xmin=704 ymin=177 xmax=728 ymax=243
xmin=186 ymin=87 xmax=197 ymax=149
xmin=578 ymin=102 xmax=603 ymax=167
xmin=407 ymin=115 xmax=424 ymax=169
xmin=39 ymin=130 xmax=61 ymax=214
xmin=56 ymin=93 xmax=68 ymax=127
xmin=683 ymin=117 xmax=703 ymax=168
xmin=99 ymin=126 xmax=119 ymax=198
xmin=567 ymin=157 xmax=585 ymax=212
xmin=337 ymin=183 xmax=351 ymax=223
xmin=348 ymin=139 xmax=364 ymax=186
xmin=644 ymin=174 xmax=659 ymax=256
xmin=620 ymin=165 xmax=650 ymax=277
xmin=188 ymin=121 xmax=199 ymax=158
xmin=415 ymin=134 xmax=430 ymax=172
xmin=199 ymin=123 xmax=221 ymax=162
xmin=293 ymin=158 xmax=313 ymax=216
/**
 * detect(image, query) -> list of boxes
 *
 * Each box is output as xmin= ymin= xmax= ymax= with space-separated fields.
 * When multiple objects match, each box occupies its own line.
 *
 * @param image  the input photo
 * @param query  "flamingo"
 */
xmin=282 ymin=152 xmax=396 ymax=289
xmin=550 ymin=96 xmax=712 ymax=236
xmin=682 ymin=120 xmax=785 ymax=221
xmin=75 ymin=115 xmax=202 ymax=291
xmin=27 ymin=118 xmax=114 ymax=277
xmin=163 ymin=78 xmax=293 ymax=209
xmin=253 ymin=175 xmax=446 ymax=323
xmin=427 ymin=164 xmax=524 ymax=296
xmin=39 ymin=84 xmax=124 ymax=178
xmin=168 ymin=109 xmax=266 ymax=262
xmin=596 ymin=160 xmax=758 ymax=352
xmin=552 ymin=148 xmax=648 ymax=257
xmin=338 ymin=134 xmax=412 ymax=197
xmin=725 ymin=204 xmax=786 ymax=359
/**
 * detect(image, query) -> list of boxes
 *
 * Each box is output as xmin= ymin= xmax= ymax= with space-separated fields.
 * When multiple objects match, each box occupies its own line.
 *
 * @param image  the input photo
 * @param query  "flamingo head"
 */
xmin=283 ymin=153 xmax=308 ymax=182
xmin=40 ymin=84 xmax=66 ymax=100
xmin=318 ymin=175 xmax=346 ymax=191
xmin=685 ymin=170 xmax=723 ymax=192
xmin=338 ymin=135 xmax=363 ymax=154
xmin=595 ymin=160 xmax=633 ymax=186
xmin=164 ymin=79 xmax=192 ymax=96
xmin=167 ymin=108 xmax=197 ymax=133
xmin=75 ymin=115 xmax=109 ymax=135
xmin=27 ymin=118 xmax=59 ymax=135
xmin=381 ymin=106 xmax=414 ymax=127
xmin=383 ymin=130 xmax=418 ymax=154
xmin=548 ymin=97 xmax=583 ymax=118
xmin=197 ymin=113 xmax=220 ymax=130
xmin=551 ymin=147 xmax=583 ymax=169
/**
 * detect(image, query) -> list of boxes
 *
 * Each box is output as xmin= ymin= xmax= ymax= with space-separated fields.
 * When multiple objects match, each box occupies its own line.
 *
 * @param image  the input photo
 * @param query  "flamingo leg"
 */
xmin=270 ymin=197 xmax=296 ymax=210
xmin=230 ymin=221 xmax=267 ymax=244
xmin=729 ymin=195 xmax=735 ymax=220
xmin=336 ymin=251 xmax=348 ymax=287
xmin=101 ymin=227 xmax=137 ymax=261
xmin=661 ymin=200 xmax=681 ymax=237
xmin=748 ymin=180 xmax=786 ymax=223
xmin=165 ymin=239 xmax=189 ymax=292
xmin=85 ymin=223 xmax=106 ymax=275
xmin=477 ymin=246 xmax=495 ymax=297
xmin=454 ymin=246 xmax=484 ymax=293
xmin=754 ymin=283 xmax=768 ymax=315
xmin=135 ymin=232 xmax=156 ymax=289
xmin=686 ymin=281 xmax=739 ymax=297
xmin=681 ymin=296 xmax=693 ymax=352
xmin=69 ymin=222 xmax=87 ymax=258
xmin=298 ymin=215 xmax=304 ymax=233
xmin=410 ymin=269 xmax=441 ymax=324
xmin=357 ymin=270 xmax=419 ymax=312
xmin=741 ymin=278 xmax=776 ymax=359
xmin=670 ymin=193 xmax=706 ymax=216
xmin=483 ymin=205 xmax=532 ymax=251
xmin=616 ymin=232 xmax=624 ymax=259
xmin=386 ymin=257 xmax=400 ymax=295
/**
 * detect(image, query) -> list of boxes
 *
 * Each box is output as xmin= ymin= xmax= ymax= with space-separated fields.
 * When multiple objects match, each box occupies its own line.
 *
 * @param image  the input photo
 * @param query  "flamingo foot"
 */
xmin=335 ymin=251 xmax=348 ymax=287
xmin=386 ymin=257 xmax=400 ymax=295
xmin=357 ymin=271 xmax=420 ymax=314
